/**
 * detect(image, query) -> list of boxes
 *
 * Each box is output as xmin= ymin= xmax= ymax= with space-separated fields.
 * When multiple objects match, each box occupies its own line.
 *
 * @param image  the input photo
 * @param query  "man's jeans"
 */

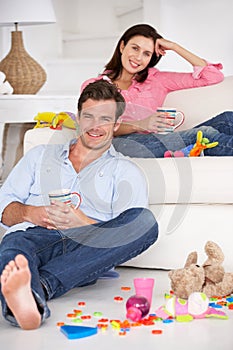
xmin=112 ymin=111 xmax=233 ymax=157
xmin=0 ymin=207 xmax=158 ymax=327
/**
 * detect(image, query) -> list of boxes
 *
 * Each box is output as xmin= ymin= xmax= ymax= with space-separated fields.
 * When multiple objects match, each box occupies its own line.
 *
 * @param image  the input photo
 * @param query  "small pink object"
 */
xmin=164 ymin=150 xmax=173 ymax=157
xmin=173 ymin=151 xmax=185 ymax=157
xmin=133 ymin=278 xmax=154 ymax=306
xmin=126 ymin=295 xmax=150 ymax=321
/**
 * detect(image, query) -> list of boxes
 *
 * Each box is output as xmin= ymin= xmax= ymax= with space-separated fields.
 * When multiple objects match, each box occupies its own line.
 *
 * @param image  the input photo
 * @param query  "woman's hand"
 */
xmin=44 ymin=200 xmax=96 ymax=230
xmin=138 ymin=112 xmax=174 ymax=133
xmin=155 ymin=38 xmax=176 ymax=57
xmin=155 ymin=37 xmax=207 ymax=67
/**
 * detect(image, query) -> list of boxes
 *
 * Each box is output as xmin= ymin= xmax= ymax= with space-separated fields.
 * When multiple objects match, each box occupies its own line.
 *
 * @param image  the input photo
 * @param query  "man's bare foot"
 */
xmin=0 ymin=254 xmax=41 ymax=330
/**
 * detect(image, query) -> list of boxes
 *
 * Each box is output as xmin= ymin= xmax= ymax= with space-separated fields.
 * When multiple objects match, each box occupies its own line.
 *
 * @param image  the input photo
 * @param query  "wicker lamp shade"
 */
xmin=0 ymin=0 xmax=56 ymax=94
xmin=0 ymin=31 xmax=47 ymax=94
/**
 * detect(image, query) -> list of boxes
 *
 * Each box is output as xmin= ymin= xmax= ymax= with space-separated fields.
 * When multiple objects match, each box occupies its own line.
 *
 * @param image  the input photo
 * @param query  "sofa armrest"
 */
xmin=23 ymin=127 xmax=76 ymax=154
xmin=164 ymin=76 xmax=233 ymax=130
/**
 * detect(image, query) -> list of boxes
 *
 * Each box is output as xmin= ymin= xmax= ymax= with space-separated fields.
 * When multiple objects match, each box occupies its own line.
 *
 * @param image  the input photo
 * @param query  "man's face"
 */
xmin=77 ymin=98 xmax=121 ymax=151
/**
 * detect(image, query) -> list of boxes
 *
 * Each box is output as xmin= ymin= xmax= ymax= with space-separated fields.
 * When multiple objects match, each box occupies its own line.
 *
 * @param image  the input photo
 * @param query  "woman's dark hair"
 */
xmin=78 ymin=79 xmax=126 ymax=121
xmin=104 ymin=24 xmax=163 ymax=83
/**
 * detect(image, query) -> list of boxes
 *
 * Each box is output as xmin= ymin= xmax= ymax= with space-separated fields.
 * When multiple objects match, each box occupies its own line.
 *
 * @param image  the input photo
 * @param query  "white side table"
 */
xmin=0 ymin=93 xmax=77 ymax=181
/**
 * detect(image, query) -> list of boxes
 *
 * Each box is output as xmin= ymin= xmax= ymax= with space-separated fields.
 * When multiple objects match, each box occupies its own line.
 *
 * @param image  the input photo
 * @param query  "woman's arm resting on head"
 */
xmin=155 ymin=38 xmax=207 ymax=67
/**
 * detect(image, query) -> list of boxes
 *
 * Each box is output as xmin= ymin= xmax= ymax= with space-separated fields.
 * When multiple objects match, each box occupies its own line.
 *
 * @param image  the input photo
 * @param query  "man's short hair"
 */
xmin=78 ymin=79 xmax=126 ymax=120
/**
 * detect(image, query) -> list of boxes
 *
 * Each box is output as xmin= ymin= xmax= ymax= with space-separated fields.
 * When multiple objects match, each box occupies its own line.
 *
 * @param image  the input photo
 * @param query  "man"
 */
xmin=0 ymin=80 xmax=158 ymax=330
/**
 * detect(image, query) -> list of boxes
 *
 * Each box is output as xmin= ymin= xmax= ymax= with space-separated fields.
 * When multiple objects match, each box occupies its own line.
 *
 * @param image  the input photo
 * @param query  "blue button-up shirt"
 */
xmin=0 ymin=140 xmax=148 ymax=235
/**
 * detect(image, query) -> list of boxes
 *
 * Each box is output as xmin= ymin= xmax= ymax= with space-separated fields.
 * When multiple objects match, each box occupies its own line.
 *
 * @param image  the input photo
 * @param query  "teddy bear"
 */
xmin=168 ymin=241 xmax=233 ymax=299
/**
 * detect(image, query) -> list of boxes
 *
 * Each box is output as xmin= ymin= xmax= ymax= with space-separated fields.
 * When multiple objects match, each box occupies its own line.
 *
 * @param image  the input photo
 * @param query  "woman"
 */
xmin=81 ymin=24 xmax=233 ymax=157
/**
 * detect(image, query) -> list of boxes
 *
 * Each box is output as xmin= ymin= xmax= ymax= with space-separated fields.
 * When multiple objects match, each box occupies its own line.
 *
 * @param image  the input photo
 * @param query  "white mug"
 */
xmin=48 ymin=189 xmax=81 ymax=209
xmin=157 ymin=107 xmax=185 ymax=134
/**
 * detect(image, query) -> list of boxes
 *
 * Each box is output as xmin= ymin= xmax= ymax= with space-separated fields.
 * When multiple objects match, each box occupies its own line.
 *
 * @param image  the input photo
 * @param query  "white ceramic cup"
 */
xmin=48 ymin=189 xmax=81 ymax=209
xmin=157 ymin=107 xmax=185 ymax=134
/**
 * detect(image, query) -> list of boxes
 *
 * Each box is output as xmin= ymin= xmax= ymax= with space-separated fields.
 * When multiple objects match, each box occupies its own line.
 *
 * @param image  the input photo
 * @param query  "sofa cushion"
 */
xmin=123 ymin=203 xmax=233 ymax=270
xmin=24 ymin=128 xmax=233 ymax=204
xmin=132 ymin=157 xmax=233 ymax=204
xmin=164 ymin=76 xmax=233 ymax=130
xmin=23 ymin=127 xmax=77 ymax=154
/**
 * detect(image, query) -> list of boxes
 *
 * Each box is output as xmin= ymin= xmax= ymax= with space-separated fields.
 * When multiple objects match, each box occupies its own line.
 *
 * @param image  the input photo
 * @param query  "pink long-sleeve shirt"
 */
xmin=81 ymin=62 xmax=224 ymax=123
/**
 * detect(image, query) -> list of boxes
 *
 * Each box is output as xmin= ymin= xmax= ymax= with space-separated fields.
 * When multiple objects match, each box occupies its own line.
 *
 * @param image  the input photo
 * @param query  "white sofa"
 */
xmin=24 ymin=76 xmax=233 ymax=271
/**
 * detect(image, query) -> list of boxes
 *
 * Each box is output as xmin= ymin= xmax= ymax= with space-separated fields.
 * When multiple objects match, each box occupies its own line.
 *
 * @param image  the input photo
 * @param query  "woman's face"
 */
xmin=120 ymin=35 xmax=154 ymax=75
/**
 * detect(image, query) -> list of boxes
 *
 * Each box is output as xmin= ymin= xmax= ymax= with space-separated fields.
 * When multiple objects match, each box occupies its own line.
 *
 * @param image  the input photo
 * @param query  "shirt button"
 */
xmin=99 ymin=171 xmax=104 ymax=177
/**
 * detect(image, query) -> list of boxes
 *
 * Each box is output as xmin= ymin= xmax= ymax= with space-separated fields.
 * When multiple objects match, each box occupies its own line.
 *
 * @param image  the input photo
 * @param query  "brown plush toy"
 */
xmin=168 ymin=241 xmax=233 ymax=299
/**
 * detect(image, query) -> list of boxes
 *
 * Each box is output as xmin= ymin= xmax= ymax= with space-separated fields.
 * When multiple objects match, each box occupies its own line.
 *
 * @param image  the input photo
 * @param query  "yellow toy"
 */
xmin=34 ymin=111 xmax=77 ymax=130
xmin=164 ymin=130 xmax=218 ymax=157
xmin=189 ymin=130 xmax=219 ymax=157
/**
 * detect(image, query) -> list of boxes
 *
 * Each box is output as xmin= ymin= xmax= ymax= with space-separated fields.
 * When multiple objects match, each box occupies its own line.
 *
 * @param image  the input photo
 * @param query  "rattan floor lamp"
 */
xmin=0 ymin=0 xmax=56 ymax=94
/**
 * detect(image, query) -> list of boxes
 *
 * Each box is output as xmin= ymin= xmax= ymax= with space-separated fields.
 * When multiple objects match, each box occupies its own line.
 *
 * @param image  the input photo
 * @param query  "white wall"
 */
xmin=0 ymin=0 xmax=232 ymax=94
xmin=154 ymin=0 xmax=233 ymax=76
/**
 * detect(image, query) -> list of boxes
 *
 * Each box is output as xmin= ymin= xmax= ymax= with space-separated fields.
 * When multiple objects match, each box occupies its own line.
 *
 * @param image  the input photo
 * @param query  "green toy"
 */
xmin=164 ymin=130 xmax=219 ymax=157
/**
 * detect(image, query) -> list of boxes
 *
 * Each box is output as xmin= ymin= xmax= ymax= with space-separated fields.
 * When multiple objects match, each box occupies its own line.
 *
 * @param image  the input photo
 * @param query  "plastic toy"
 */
xmin=126 ymin=295 xmax=150 ymax=321
xmin=60 ymin=325 xmax=98 ymax=339
xmin=133 ymin=277 xmax=154 ymax=306
xmin=155 ymin=292 xmax=228 ymax=322
xmin=34 ymin=111 xmax=76 ymax=130
xmin=164 ymin=130 xmax=218 ymax=157
xmin=169 ymin=241 xmax=233 ymax=299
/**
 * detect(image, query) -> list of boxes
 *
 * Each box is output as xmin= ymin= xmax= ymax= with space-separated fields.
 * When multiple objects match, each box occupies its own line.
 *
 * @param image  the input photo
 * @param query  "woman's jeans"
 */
xmin=0 ymin=207 xmax=158 ymax=327
xmin=112 ymin=111 xmax=233 ymax=157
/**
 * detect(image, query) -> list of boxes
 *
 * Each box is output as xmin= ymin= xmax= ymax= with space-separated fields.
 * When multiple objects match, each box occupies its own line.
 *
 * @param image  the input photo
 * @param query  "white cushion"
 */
xmin=164 ymin=76 xmax=233 ymax=130
xmin=23 ymin=127 xmax=77 ymax=154
xmin=132 ymin=157 xmax=233 ymax=204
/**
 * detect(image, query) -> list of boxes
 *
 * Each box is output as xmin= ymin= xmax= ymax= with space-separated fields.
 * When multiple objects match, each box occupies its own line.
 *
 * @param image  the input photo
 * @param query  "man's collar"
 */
xmin=61 ymin=139 xmax=118 ymax=159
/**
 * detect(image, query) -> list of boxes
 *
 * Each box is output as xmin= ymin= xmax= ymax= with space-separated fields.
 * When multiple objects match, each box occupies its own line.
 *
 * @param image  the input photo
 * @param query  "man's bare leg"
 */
xmin=0 ymin=254 xmax=41 ymax=330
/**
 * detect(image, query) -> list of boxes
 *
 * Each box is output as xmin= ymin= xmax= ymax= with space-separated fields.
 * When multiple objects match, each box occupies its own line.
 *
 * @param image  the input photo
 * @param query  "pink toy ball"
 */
xmin=164 ymin=150 xmax=173 ymax=157
xmin=164 ymin=149 xmax=185 ymax=157
xmin=126 ymin=295 xmax=150 ymax=321
xmin=173 ymin=150 xmax=185 ymax=157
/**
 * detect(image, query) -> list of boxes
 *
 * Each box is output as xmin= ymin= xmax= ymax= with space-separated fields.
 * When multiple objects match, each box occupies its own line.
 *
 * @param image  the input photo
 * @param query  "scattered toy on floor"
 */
xmin=60 ymin=325 xmax=98 ymax=339
xmin=57 ymin=279 xmax=233 ymax=339
xmin=126 ymin=295 xmax=150 ymax=321
xmin=155 ymin=292 xmax=228 ymax=322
